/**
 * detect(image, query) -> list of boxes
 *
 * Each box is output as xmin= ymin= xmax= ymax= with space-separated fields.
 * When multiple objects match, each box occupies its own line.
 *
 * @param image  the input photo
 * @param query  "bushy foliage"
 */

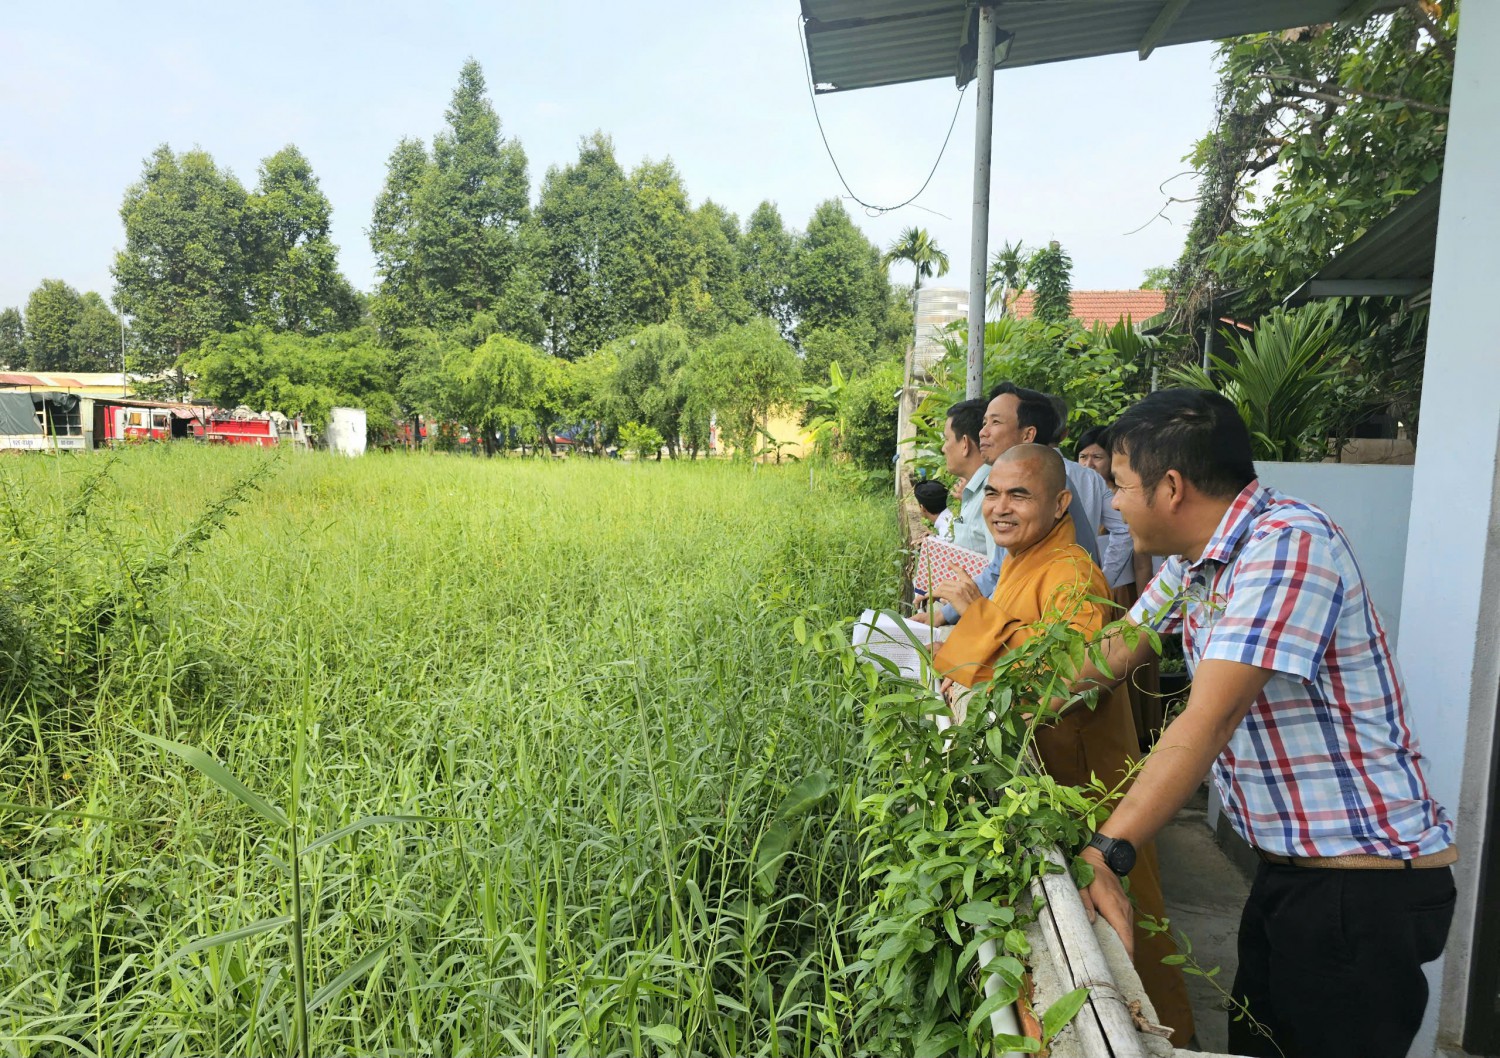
xmin=698 ymin=318 xmax=801 ymax=458
xmin=907 ymin=316 xmax=1156 ymax=477
xmin=838 ymin=358 xmax=904 ymax=473
xmin=1170 ymin=8 xmax=1455 ymax=321
xmin=184 ymin=325 xmax=399 ymax=437
xmin=845 ymin=609 xmax=1141 ymax=1055
xmin=617 ymin=421 xmax=665 ymax=460
xmin=1169 ymin=301 xmax=1345 ymax=462
xmin=1026 ymin=241 xmax=1073 ymax=327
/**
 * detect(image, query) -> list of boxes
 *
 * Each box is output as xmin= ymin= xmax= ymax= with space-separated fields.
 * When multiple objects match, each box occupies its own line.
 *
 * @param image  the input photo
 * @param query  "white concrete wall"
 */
xmin=1394 ymin=4 xmax=1500 ymax=1053
xmin=1254 ymin=461 xmax=1413 ymax=643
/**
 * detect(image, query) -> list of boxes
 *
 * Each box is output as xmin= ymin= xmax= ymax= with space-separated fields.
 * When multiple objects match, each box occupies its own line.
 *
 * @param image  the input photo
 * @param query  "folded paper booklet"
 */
xmin=851 ymin=609 xmax=947 ymax=686
xmin=910 ymin=535 xmax=990 ymax=594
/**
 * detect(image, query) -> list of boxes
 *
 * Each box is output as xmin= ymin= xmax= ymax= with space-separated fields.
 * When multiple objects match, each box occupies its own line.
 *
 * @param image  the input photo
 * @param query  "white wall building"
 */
xmin=913 ymin=285 xmax=967 ymax=379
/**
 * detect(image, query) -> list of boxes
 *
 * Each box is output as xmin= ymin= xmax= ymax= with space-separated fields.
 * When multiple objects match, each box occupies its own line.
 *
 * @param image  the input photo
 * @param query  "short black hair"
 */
xmin=989 ymin=381 xmax=1059 ymax=448
xmin=1109 ymin=388 xmax=1255 ymax=500
xmin=1045 ymin=393 xmax=1069 ymax=445
xmin=913 ymin=479 xmax=948 ymax=516
xmin=1075 ymin=425 xmax=1109 ymax=456
xmin=945 ymin=398 xmax=986 ymax=448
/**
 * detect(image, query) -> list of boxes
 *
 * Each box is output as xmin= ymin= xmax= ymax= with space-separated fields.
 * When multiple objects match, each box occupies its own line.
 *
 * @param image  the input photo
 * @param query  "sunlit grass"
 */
xmin=0 ymin=448 xmax=898 ymax=1056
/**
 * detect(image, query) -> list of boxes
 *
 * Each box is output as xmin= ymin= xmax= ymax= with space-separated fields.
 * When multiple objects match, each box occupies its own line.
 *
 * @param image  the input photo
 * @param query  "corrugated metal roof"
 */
xmin=802 ymin=0 xmax=1407 ymax=93
xmin=1285 ymin=178 xmax=1441 ymax=304
xmin=0 ymin=372 xmax=85 ymax=388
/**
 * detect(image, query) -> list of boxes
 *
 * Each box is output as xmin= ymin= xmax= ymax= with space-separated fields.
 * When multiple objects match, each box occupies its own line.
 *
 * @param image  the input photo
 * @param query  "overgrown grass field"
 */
xmin=0 ymin=449 xmax=899 ymax=1057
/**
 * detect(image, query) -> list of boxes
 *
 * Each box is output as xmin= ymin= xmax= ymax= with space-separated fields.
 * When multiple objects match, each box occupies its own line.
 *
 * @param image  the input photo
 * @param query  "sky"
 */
xmin=0 ymin=1 xmax=1221 ymax=314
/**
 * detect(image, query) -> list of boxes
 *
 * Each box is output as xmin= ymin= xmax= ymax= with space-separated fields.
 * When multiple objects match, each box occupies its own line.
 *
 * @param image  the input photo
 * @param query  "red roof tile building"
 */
xmin=1006 ymin=289 xmax=1166 ymax=328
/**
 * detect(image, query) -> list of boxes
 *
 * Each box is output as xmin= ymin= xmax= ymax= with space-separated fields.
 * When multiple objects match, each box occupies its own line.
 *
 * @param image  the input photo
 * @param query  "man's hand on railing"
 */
xmin=1078 ymin=845 xmax=1136 ymax=960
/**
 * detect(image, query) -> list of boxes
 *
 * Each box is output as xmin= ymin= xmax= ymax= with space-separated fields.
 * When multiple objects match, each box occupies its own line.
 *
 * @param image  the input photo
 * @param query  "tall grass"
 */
xmin=0 ymin=448 xmax=899 ymax=1056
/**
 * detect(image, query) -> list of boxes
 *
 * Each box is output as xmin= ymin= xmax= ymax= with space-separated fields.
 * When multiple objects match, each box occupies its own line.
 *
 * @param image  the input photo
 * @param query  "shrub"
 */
xmin=839 ymin=358 xmax=904 ymax=473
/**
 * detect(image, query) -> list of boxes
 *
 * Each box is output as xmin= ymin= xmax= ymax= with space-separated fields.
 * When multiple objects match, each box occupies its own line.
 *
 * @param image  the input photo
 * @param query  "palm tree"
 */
xmin=986 ymin=239 xmax=1027 ymax=318
xmin=883 ymin=227 xmax=949 ymax=493
xmin=883 ymin=227 xmax=950 ymax=383
xmin=883 ymin=226 xmax=951 ymax=352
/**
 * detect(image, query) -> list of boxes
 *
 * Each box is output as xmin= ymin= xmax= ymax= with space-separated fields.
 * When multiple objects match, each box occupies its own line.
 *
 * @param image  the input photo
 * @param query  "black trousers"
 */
xmin=1228 ymin=861 xmax=1456 ymax=1058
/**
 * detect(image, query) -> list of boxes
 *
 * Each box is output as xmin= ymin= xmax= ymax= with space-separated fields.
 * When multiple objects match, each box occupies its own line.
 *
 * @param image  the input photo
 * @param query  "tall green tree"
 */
xmin=696 ymin=317 xmax=801 ymax=458
xmin=741 ymin=202 xmax=796 ymax=339
xmin=0 ymin=307 xmax=24 ymax=368
xmin=789 ymin=199 xmax=891 ymax=355
xmin=247 ymin=145 xmax=359 ymax=334
xmin=986 ymin=239 xmax=1028 ymax=315
xmin=608 ymin=322 xmax=695 ymax=456
xmin=417 ymin=59 xmax=536 ymax=337
xmin=69 ymin=292 xmax=124 ymax=373
xmin=679 ymin=199 xmax=748 ymax=337
xmin=113 ymin=146 xmax=253 ymax=370
xmin=533 ymin=132 xmax=640 ymax=358
xmin=622 ymin=157 xmax=704 ymax=327
xmin=370 ymin=137 xmax=432 ymax=339
xmin=450 ymin=334 xmax=557 ymax=455
xmin=1027 ymin=241 xmax=1074 ymax=326
xmin=24 ymin=280 xmax=83 ymax=372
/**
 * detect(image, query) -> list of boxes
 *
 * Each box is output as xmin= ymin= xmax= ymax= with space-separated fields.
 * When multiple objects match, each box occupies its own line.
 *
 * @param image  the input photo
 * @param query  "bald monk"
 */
xmin=929 ymin=445 xmax=1194 ymax=1045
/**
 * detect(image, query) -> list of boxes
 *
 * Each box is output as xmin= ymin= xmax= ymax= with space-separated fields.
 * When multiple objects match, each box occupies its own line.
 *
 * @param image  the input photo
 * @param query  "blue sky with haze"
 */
xmin=0 ymin=1 xmax=1219 ymax=314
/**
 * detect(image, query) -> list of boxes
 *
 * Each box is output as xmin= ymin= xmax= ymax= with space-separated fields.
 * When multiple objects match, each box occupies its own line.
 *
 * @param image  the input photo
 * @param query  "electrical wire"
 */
xmin=798 ymin=14 xmax=969 ymax=217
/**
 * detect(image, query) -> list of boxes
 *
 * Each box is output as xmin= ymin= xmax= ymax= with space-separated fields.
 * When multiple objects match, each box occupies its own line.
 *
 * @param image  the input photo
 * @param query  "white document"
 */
xmin=851 ymin=609 xmax=949 ymax=686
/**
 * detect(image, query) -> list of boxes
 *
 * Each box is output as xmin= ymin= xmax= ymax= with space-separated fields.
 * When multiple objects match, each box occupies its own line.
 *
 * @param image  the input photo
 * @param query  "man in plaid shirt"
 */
xmin=1072 ymin=389 xmax=1455 ymax=1058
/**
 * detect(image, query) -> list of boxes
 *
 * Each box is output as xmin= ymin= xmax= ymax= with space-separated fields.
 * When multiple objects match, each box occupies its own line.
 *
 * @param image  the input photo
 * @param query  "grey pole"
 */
xmin=965 ymin=5 xmax=999 ymax=401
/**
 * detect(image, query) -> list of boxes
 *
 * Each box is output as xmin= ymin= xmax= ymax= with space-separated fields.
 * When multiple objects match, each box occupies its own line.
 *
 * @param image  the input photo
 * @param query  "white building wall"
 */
xmin=1393 ymin=5 xmax=1500 ymax=1053
xmin=913 ymin=285 xmax=968 ymax=378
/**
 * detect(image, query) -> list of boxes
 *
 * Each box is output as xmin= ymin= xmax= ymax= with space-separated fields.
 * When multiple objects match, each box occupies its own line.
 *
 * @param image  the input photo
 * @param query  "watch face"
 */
xmin=1108 ymin=841 xmax=1136 ymax=876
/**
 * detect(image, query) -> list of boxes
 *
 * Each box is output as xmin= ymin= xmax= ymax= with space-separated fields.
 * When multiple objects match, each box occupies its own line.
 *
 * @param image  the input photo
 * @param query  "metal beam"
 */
xmin=1339 ymin=0 xmax=1385 ymax=26
xmin=1139 ymin=0 xmax=1192 ymax=60
xmin=1304 ymin=279 xmax=1427 ymax=298
xmin=966 ymin=4 xmax=999 ymax=400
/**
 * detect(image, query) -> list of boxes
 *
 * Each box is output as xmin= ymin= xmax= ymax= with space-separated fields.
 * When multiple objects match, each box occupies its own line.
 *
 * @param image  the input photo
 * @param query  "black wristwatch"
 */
xmin=1086 ymin=833 xmax=1137 ymax=876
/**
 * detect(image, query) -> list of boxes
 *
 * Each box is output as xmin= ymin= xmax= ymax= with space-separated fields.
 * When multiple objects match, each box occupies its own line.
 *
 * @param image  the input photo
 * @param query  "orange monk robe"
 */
xmin=932 ymin=515 xmax=1195 ymax=1046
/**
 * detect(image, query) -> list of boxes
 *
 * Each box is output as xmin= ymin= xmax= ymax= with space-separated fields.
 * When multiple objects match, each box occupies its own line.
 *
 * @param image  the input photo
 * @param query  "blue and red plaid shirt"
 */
xmin=1131 ymin=481 xmax=1453 ymax=859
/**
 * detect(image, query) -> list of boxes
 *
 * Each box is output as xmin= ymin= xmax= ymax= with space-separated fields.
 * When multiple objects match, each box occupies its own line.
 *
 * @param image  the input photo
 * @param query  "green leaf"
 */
xmin=169 ymin=915 xmax=293 ymax=962
xmin=956 ymin=900 xmax=1005 ymax=927
xmin=989 ymin=1033 xmax=1041 ymax=1053
xmin=776 ymin=770 xmax=834 ymax=820
xmin=1041 ymin=985 xmax=1091 ymax=1042
xmin=0 ymin=800 xmax=135 ymax=824
xmin=753 ymin=821 xmax=791 ymax=896
xmin=968 ymin=980 xmax=1021 ymax=1037
xmin=942 ymin=909 xmax=962 ymax=946
xmin=307 ymin=937 xmax=395 ymax=1012
xmin=303 ymin=814 xmax=437 ymax=853
xmin=641 ymin=1023 xmax=682 ymax=1047
xmin=912 ymin=1023 xmax=965 ymax=1058
xmin=137 ymin=732 xmax=288 ymax=829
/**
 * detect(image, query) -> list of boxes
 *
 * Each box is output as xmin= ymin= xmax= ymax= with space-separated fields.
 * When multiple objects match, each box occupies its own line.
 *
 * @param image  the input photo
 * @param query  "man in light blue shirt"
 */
xmin=940 ymin=398 xmax=995 ymax=557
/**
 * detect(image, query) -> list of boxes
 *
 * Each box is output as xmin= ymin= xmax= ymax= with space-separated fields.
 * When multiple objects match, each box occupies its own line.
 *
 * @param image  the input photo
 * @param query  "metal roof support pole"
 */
xmin=965 ymin=3 xmax=999 ymax=401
